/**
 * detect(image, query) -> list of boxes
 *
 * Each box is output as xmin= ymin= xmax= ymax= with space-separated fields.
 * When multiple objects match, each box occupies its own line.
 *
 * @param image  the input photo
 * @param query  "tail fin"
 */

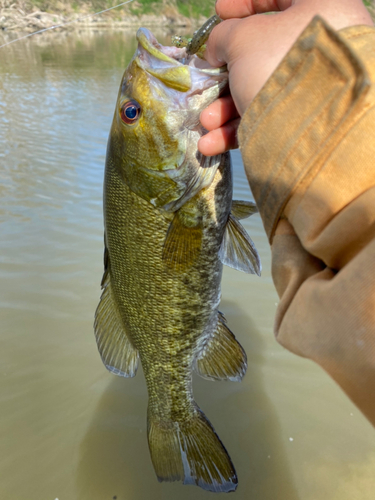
xmin=147 ymin=408 xmax=237 ymax=492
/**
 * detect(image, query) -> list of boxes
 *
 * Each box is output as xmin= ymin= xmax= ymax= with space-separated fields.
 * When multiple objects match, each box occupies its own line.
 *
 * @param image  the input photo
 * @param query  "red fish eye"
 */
xmin=120 ymin=100 xmax=141 ymax=124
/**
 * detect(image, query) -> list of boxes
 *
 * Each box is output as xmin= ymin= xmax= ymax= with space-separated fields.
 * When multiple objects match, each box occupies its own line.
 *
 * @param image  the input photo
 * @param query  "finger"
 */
xmin=198 ymin=118 xmax=240 ymax=156
xmin=216 ymin=0 xmax=293 ymax=19
xmin=200 ymin=95 xmax=240 ymax=131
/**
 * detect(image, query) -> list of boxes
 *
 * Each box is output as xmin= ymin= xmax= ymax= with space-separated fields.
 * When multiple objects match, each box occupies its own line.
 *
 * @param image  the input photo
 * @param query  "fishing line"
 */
xmin=0 ymin=0 xmax=134 ymax=49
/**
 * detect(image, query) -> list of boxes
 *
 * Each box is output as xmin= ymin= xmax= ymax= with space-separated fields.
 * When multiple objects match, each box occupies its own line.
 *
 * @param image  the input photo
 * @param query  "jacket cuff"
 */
xmin=238 ymin=16 xmax=371 ymax=242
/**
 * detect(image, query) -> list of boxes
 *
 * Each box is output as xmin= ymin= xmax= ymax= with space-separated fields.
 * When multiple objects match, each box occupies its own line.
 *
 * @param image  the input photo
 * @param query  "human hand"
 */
xmin=199 ymin=0 xmax=373 ymax=156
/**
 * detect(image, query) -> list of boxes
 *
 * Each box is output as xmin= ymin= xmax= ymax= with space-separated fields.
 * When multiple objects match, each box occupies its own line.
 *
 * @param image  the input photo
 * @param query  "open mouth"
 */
xmin=136 ymin=28 xmax=227 ymax=76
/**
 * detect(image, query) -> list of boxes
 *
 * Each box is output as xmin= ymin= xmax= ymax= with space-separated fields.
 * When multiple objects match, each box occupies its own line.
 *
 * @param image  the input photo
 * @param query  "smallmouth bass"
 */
xmin=94 ymin=24 xmax=261 ymax=493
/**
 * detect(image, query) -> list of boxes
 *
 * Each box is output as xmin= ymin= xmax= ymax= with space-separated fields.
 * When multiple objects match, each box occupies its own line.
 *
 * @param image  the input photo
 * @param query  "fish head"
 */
xmin=107 ymin=28 xmax=228 ymax=210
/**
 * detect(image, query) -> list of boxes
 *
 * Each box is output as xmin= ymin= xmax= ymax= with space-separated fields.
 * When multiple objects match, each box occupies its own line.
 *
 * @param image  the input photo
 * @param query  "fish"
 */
xmin=94 ymin=24 xmax=261 ymax=493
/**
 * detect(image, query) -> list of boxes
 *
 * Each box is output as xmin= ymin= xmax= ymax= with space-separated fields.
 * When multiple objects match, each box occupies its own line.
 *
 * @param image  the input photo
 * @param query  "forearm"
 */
xmin=239 ymin=17 xmax=375 ymax=424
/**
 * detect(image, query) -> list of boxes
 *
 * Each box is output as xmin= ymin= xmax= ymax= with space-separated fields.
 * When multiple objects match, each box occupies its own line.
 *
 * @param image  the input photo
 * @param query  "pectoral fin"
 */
xmin=195 ymin=312 xmax=247 ymax=382
xmin=162 ymin=212 xmax=202 ymax=270
xmin=163 ymin=151 xmax=222 ymax=212
xmin=94 ymin=243 xmax=139 ymax=377
xmin=219 ymin=214 xmax=261 ymax=275
xmin=231 ymin=200 xmax=258 ymax=220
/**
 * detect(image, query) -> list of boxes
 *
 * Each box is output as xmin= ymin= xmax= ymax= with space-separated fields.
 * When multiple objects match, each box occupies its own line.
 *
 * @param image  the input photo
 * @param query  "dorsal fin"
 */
xmin=94 ymin=242 xmax=139 ymax=377
xmin=219 ymin=214 xmax=261 ymax=276
xmin=231 ymin=200 xmax=258 ymax=220
xmin=194 ymin=312 xmax=247 ymax=382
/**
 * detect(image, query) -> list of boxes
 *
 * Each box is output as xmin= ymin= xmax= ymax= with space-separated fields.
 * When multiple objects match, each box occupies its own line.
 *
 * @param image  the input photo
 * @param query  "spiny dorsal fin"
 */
xmin=231 ymin=200 xmax=258 ymax=220
xmin=195 ymin=312 xmax=247 ymax=382
xmin=162 ymin=213 xmax=202 ymax=270
xmin=219 ymin=214 xmax=261 ymax=276
xmin=148 ymin=409 xmax=237 ymax=492
xmin=94 ymin=246 xmax=139 ymax=377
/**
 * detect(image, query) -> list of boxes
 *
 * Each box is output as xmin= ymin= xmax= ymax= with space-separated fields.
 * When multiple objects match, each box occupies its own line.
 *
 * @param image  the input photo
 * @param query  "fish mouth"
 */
xmin=135 ymin=28 xmax=228 ymax=93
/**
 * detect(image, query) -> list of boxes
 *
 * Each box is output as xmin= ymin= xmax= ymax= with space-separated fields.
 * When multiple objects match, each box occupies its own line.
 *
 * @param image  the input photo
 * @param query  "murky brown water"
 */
xmin=1 ymin=27 xmax=374 ymax=500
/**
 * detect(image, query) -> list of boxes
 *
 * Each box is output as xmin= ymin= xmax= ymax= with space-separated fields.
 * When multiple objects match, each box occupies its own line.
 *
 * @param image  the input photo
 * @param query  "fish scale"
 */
xmin=94 ymin=25 xmax=261 ymax=492
xmin=105 ymin=152 xmax=226 ymax=349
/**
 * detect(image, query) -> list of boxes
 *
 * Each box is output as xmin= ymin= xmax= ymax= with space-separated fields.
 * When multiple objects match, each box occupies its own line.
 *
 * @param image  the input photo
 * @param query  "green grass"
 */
xmin=24 ymin=0 xmax=217 ymax=19
xmin=176 ymin=0 xmax=216 ymax=19
xmin=14 ymin=0 xmax=375 ymax=21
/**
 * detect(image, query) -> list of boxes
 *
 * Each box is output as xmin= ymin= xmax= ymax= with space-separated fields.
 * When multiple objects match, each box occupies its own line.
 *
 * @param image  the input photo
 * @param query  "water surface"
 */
xmin=0 ymin=28 xmax=374 ymax=500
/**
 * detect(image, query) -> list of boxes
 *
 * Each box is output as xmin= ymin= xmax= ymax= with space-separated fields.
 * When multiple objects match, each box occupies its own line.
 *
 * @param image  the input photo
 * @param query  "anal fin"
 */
xmin=219 ymin=213 xmax=261 ymax=275
xmin=94 ymin=246 xmax=139 ymax=377
xmin=195 ymin=312 xmax=247 ymax=382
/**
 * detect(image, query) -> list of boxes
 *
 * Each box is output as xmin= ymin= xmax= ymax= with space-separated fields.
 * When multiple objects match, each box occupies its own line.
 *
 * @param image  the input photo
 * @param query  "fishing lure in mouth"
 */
xmin=95 ymin=16 xmax=261 ymax=493
xmin=171 ymin=14 xmax=222 ymax=58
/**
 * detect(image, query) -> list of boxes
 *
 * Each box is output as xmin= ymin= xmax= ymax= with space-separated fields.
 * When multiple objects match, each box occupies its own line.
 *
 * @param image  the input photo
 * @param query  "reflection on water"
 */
xmin=77 ymin=308 xmax=299 ymax=500
xmin=1 ymin=28 xmax=374 ymax=500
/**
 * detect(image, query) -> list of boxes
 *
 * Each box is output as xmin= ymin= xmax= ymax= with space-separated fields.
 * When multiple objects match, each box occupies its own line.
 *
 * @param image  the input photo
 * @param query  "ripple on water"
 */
xmin=0 ymin=29 xmax=374 ymax=500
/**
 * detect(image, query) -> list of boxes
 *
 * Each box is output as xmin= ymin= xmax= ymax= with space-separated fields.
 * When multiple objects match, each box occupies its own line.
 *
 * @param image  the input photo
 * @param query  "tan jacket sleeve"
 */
xmin=238 ymin=16 xmax=375 ymax=426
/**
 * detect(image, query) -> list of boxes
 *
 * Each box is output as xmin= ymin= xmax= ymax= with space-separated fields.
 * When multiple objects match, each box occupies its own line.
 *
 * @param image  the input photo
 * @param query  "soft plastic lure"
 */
xmin=171 ymin=14 xmax=222 ymax=58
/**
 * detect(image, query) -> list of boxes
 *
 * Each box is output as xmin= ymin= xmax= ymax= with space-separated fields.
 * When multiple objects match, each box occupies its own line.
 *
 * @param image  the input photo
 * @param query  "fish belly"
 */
xmin=105 ymin=155 xmax=226 ymax=391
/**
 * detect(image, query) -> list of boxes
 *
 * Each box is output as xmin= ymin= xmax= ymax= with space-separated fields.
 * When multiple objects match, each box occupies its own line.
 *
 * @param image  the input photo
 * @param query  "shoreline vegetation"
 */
xmin=0 ymin=0 xmax=374 ymax=41
xmin=0 ymin=0 xmax=216 ymax=34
